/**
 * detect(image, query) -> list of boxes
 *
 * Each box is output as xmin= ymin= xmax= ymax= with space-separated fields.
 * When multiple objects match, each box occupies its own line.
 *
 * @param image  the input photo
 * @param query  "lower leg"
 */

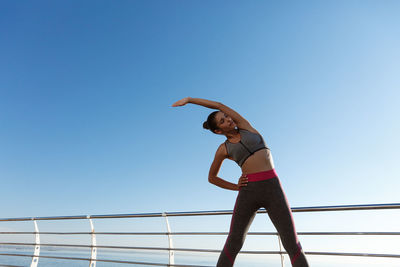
xmin=217 ymin=236 xmax=243 ymax=267
xmin=290 ymin=242 xmax=308 ymax=267
xmin=217 ymin=192 xmax=258 ymax=267
xmin=266 ymin=182 xmax=309 ymax=266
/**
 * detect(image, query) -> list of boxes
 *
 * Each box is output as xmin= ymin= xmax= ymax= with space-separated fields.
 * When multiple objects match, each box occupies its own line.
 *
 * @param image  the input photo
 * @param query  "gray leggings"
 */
xmin=217 ymin=177 xmax=309 ymax=267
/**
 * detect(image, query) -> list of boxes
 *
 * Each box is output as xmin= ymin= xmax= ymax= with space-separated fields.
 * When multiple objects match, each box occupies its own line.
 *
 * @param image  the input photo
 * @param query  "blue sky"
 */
xmin=1 ymin=1 xmax=400 ymax=264
xmin=1 ymin=0 xmax=400 ymax=214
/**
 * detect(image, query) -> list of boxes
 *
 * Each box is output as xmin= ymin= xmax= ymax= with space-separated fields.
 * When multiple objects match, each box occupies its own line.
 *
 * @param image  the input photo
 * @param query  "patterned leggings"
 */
xmin=217 ymin=170 xmax=309 ymax=267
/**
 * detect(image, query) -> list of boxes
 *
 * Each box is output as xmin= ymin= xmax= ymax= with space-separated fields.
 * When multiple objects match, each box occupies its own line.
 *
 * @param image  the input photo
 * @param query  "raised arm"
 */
xmin=172 ymin=97 xmax=252 ymax=129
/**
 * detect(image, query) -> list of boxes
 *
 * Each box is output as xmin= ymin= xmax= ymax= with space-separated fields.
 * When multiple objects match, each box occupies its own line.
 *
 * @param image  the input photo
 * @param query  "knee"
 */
xmin=225 ymin=234 xmax=245 ymax=253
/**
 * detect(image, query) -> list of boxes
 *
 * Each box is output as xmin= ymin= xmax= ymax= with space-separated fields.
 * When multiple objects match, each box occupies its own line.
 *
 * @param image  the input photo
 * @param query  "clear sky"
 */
xmin=1 ymin=1 xmax=400 ymax=265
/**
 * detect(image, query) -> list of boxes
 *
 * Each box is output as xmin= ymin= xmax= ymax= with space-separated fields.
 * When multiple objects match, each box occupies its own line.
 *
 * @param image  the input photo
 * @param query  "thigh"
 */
xmin=228 ymin=189 xmax=259 ymax=240
xmin=265 ymin=180 xmax=299 ymax=253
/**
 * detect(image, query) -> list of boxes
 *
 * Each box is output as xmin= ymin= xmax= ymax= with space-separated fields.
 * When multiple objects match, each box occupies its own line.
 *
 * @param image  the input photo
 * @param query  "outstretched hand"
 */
xmin=172 ymin=97 xmax=190 ymax=107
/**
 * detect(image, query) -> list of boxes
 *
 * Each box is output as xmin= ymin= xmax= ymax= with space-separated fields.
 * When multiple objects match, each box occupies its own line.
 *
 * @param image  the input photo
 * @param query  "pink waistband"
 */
xmin=245 ymin=169 xmax=278 ymax=182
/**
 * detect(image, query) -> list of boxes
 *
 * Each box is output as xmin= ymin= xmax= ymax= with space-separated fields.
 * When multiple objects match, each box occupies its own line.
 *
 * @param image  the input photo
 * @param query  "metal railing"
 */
xmin=0 ymin=203 xmax=399 ymax=266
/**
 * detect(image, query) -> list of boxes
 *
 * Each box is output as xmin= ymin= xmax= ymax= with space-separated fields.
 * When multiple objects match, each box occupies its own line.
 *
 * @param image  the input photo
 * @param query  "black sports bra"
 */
xmin=224 ymin=129 xmax=268 ymax=167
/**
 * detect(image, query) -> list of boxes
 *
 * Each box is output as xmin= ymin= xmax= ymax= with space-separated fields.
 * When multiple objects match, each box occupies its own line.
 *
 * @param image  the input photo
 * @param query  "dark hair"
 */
xmin=203 ymin=111 xmax=219 ymax=133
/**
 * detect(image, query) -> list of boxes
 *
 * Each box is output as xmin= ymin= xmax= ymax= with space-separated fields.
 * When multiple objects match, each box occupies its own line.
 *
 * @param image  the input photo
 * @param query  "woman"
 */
xmin=172 ymin=97 xmax=309 ymax=267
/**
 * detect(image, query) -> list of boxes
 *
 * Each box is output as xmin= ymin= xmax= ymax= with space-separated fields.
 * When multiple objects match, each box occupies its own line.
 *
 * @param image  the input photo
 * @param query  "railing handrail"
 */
xmin=1 ymin=203 xmax=400 ymax=266
xmin=1 ymin=203 xmax=400 ymax=222
xmin=1 ymin=231 xmax=400 ymax=236
xmin=0 ymin=253 xmax=212 ymax=267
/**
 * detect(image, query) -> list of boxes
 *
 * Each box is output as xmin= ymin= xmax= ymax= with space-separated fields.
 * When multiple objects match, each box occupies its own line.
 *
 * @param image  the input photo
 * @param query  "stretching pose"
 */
xmin=172 ymin=97 xmax=309 ymax=267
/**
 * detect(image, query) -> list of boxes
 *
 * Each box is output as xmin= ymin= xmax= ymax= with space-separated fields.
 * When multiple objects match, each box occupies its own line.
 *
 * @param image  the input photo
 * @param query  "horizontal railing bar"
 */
xmin=0 ymin=242 xmax=221 ymax=253
xmin=1 ymin=203 xmax=400 ymax=222
xmin=2 ymin=243 xmax=400 ymax=258
xmin=1 ymin=231 xmax=400 ymax=236
xmin=0 ymin=232 xmax=176 ymax=235
xmin=0 ymin=253 xmax=212 ymax=267
xmin=292 ymin=203 xmax=400 ymax=213
xmin=306 ymin=251 xmax=400 ymax=258
xmin=0 ymin=242 xmax=292 ymax=254
xmin=0 ymin=245 xmax=280 ymax=255
xmin=298 ymin=232 xmax=400 ymax=236
xmin=0 ymin=264 xmax=22 ymax=267
xmin=1 ymin=249 xmax=400 ymax=260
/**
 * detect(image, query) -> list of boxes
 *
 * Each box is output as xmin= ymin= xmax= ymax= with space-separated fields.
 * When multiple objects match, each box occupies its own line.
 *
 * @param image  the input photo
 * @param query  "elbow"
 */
xmin=208 ymin=176 xmax=216 ymax=184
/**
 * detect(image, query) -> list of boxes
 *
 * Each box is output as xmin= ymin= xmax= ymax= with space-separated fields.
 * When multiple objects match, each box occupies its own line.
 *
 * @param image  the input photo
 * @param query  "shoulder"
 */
xmin=216 ymin=142 xmax=229 ymax=158
xmin=238 ymin=126 xmax=261 ymax=135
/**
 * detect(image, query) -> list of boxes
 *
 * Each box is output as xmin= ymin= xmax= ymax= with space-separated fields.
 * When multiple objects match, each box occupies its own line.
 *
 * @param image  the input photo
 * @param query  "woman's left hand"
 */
xmin=237 ymin=175 xmax=248 ymax=188
xmin=172 ymin=97 xmax=190 ymax=107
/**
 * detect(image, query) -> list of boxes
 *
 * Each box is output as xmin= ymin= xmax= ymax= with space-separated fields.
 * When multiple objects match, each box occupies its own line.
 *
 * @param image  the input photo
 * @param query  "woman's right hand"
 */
xmin=237 ymin=175 xmax=248 ymax=189
xmin=172 ymin=97 xmax=190 ymax=107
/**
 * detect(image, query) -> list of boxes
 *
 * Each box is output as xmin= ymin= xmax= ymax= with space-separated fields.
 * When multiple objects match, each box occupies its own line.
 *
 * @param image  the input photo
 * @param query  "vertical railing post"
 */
xmin=88 ymin=216 xmax=97 ymax=267
xmin=277 ymin=234 xmax=284 ymax=267
xmin=30 ymin=219 xmax=40 ymax=267
xmin=162 ymin=213 xmax=174 ymax=265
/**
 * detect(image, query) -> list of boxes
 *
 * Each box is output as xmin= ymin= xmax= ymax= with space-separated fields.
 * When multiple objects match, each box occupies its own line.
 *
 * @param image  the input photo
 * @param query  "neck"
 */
xmin=225 ymin=128 xmax=239 ymax=139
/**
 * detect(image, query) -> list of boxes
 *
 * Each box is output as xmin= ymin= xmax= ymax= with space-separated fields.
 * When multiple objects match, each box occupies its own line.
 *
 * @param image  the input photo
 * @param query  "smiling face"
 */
xmin=213 ymin=111 xmax=237 ymax=134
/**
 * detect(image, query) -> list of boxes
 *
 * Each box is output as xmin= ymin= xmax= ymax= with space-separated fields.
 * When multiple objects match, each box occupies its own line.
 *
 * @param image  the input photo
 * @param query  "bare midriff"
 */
xmin=240 ymin=148 xmax=275 ymax=175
